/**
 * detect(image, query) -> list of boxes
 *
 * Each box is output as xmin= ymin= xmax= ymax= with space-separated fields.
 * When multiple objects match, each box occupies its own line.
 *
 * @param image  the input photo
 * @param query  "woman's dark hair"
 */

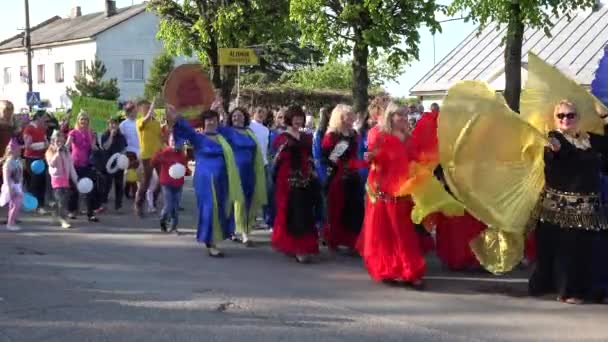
xmin=199 ymin=109 xmax=220 ymax=129
xmin=317 ymin=106 xmax=332 ymax=136
xmin=227 ymin=107 xmax=251 ymax=127
xmin=359 ymin=112 xmax=371 ymax=133
xmin=263 ymin=110 xmax=274 ymax=128
xmin=283 ymin=105 xmax=306 ymax=127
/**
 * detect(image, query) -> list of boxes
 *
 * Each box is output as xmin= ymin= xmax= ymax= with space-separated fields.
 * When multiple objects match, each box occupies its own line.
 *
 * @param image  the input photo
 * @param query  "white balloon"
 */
xmin=105 ymin=153 xmax=121 ymax=174
xmin=117 ymin=154 xmax=129 ymax=170
xmin=77 ymin=177 xmax=94 ymax=194
xmin=168 ymin=163 xmax=186 ymax=179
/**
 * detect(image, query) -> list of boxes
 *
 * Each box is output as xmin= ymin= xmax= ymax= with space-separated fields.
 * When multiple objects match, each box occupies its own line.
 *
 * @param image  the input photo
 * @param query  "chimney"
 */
xmin=70 ymin=6 xmax=82 ymax=18
xmin=105 ymin=0 xmax=117 ymax=17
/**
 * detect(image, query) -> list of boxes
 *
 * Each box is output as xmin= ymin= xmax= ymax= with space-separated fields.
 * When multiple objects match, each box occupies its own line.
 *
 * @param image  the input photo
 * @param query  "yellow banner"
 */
xmin=218 ymin=48 xmax=259 ymax=66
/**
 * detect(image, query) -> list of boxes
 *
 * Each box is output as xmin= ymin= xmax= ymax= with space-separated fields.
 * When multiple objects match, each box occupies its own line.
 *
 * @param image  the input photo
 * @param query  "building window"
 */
xmin=3 ymin=67 xmax=11 ymax=85
xmin=20 ymin=66 xmax=28 ymax=83
xmin=55 ymin=62 xmax=64 ymax=83
xmin=37 ymin=65 xmax=45 ymax=84
xmin=122 ymin=59 xmax=144 ymax=81
xmin=75 ymin=60 xmax=86 ymax=77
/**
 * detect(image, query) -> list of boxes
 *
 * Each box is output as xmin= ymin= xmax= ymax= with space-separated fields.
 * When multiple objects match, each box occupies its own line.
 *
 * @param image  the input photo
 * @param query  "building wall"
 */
xmin=0 ymin=11 xmax=198 ymax=111
xmin=96 ymin=11 xmax=197 ymax=102
xmin=0 ymin=41 xmax=96 ymax=111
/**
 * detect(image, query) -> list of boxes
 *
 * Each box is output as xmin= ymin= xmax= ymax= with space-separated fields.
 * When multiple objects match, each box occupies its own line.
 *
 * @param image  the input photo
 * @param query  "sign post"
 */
xmin=218 ymin=48 xmax=259 ymax=107
xmin=26 ymin=91 xmax=40 ymax=107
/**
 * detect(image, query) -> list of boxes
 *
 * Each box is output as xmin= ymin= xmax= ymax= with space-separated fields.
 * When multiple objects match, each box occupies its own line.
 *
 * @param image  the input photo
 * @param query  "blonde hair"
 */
xmin=75 ymin=110 xmax=90 ymax=129
xmin=0 ymin=100 xmax=14 ymax=121
xmin=45 ymin=130 xmax=66 ymax=162
xmin=380 ymin=102 xmax=409 ymax=133
xmin=553 ymin=99 xmax=577 ymax=116
xmin=328 ymin=104 xmax=353 ymax=132
xmin=368 ymin=96 xmax=389 ymax=121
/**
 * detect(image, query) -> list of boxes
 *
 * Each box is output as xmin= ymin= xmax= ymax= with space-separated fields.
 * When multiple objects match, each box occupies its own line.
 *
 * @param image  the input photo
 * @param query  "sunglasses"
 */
xmin=556 ymin=112 xmax=577 ymax=120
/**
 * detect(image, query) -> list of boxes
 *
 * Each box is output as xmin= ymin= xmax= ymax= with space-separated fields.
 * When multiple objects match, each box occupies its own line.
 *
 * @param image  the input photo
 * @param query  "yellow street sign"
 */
xmin=218 ymin=48 xmax=259 ymax=66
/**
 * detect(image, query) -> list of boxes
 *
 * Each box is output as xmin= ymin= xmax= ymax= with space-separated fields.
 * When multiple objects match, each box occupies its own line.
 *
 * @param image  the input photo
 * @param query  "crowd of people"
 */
xmin=1 ymin=88 xmax=607 ymax=305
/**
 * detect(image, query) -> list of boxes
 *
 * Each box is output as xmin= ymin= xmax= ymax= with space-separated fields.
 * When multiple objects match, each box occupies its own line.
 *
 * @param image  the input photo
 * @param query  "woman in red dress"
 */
xmin=272 ymin=105 xmax=321 ymax=263
xmin=357 ymin=103 xmax=426 ymax=288
xmin=410 ymin=106 xmax=487 ymax=271
xmin=322 ymin=104 xmax=365 ymax=252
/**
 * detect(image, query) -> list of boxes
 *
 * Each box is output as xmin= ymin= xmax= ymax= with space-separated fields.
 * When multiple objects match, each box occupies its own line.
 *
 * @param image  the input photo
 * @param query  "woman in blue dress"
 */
xmin=225 ymin=107 xmax=266 ymax=247
xmin=169 ymin=107 xmax=243 ymax=257
xmin=312 ymin=107 xmax=331 ymax=232
xmin=357 ymin=112 xmax=373 ymax=186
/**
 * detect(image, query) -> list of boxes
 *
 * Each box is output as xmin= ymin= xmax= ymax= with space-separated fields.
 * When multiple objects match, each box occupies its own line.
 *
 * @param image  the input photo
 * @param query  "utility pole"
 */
xmin=24 ymin=0 xmax=33 ymax=110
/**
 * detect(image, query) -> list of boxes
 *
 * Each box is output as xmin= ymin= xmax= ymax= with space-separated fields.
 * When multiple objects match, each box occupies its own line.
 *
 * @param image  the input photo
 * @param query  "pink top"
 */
xmin=51 ymin=175 xmax=70 ymax=189
xmin=68 ymin=129 xmax=93 ymax=168
xmin=47 ymin=150 xmax=77 ymax=189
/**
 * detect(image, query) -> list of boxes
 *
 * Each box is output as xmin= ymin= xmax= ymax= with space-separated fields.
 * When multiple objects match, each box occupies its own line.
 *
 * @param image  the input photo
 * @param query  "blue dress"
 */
xmin=312 ymin=129 xmax=327 ymax=185
xmin=265 ymin=128 xmax=282 ymax=226
xmin=173 ymin=119 xmax=231 ymax=244
xmin=221 ymin=127 xmax=257 ymax=230
xmin=358 ymin=128 xmax=369 ymax=184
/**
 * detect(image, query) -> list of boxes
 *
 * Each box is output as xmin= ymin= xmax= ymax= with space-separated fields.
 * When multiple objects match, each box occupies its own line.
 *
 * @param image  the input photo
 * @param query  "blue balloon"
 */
xmin=22 ymin=192 xmax=38 ymax=212
xmin=31 ymin=160 xmax=45 ymax=175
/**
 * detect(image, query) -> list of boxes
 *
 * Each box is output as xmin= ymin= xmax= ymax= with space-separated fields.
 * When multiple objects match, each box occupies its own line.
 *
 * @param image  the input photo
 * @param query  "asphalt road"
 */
xmin=0 ymin=183 xmax=607 ymax=342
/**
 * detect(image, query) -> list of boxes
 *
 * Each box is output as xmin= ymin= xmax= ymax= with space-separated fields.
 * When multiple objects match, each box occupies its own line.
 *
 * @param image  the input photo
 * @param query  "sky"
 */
xmin=0 ymin=0 xmax=475 ymax=97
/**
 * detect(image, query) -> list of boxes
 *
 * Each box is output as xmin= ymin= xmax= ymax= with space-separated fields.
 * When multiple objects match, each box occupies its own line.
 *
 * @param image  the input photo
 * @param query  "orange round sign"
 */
xmin=163 ymin=64 xmax=215 ymax=115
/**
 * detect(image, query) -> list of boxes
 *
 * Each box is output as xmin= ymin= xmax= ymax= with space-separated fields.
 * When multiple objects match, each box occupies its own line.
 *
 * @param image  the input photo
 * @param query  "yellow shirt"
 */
xmin=136 ymin=117 xmax=162 ymax=160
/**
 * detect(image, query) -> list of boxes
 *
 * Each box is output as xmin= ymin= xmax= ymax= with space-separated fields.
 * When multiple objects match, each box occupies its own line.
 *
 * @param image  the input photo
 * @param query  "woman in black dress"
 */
xmin=529 ymin=99 xmax=608 ymax=304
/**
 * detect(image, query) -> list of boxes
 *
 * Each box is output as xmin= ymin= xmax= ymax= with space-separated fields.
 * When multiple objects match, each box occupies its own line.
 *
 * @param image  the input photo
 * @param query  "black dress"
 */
xmin=529 ymin=129 xmax=608 ymax=300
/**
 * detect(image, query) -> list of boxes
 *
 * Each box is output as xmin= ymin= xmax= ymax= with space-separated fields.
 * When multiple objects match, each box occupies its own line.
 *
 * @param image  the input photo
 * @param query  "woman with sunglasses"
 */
xmin=529 ymin=100 xmax=608 ymax=304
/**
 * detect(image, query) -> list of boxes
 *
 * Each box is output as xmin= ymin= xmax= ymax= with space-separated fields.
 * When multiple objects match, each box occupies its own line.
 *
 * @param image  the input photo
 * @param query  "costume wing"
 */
xmin=522 ymin=53 xmax=607 ymax=135
xmin=438 ymin=81 xmax=547 ymax=273
xmin=591 ymin=46 xmax=608 ymax=106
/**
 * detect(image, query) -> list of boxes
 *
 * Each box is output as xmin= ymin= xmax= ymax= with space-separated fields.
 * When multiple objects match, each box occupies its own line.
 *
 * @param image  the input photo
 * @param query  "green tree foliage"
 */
xmin=447 ymin=0 xmax=596 ymax=112
xmin=148 ymin=0 xmax=294 ymax=108
xmin=278 ymin=58 xmax=398 ymax=91
xmin=66 ymin=60 xmax=120 ymax=101
xmin=144 ymin=52 xmax=175 ymax=102
xmin=290 ymin=0 xmax=441 ymax=115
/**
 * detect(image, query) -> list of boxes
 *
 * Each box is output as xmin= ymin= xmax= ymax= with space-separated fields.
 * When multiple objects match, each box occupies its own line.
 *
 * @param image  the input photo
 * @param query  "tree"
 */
xmin=241 ymin=41 xmax=325 ymax=86
xmin=144 ymin=52 xmax=175 ymax=102
xmin=447 ymin=0 xmax=596 ymax=112
xmin=290 ymin=0 xmax=441 ymax=115
xmin=148 ymin=0 xmax=293 ymax=109
xmin=279 ymin=58 xmax=399 ymax=91
xmin=66 ymin=60 xmax=120 ymax=101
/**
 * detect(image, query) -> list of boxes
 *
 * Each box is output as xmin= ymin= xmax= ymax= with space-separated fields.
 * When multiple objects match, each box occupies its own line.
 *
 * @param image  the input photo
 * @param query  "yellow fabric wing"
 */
xmin=522 ymin=53 xmax=608 ymax=135
xmin=438 ymin=81 xmax=547 ymax=273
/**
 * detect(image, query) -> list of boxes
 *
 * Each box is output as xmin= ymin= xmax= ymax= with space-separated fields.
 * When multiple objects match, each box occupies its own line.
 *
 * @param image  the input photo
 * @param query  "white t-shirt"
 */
xmin=248 ymin=120 xmax=269 ymax=165
xmin=119 ymin=117 xmax=140 ymax=156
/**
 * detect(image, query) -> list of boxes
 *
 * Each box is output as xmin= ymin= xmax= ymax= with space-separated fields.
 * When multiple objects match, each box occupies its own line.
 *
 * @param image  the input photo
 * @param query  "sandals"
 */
xmin=208 ymin=247 xmax=224 ymax=258
xmin=557 ymin=296 xmax=583 ymax=305
xmin=295 ymin=255 xmax=313 ymax=264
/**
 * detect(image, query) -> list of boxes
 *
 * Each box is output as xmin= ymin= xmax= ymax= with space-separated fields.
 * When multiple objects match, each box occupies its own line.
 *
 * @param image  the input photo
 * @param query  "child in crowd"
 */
xmin=151 ymin=134 xmax=187 ymax=233
xmin=46 ymin=130 xmax=78 ymax=229
xmin=0 ymin=139 xmax=24 ymax=231
xmin=124 ymin=151 xmax=139 ymax=199
xmin=146 ymin=170 xmax=159 ymax=214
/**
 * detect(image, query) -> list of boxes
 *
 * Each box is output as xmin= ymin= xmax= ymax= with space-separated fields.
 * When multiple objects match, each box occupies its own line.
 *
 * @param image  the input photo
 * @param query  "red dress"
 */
xmin=271 ymin=132 xmax=320 ymax=255
xmin=411 ymin=110 xmax=488 ymax=270
xmin=322 ymin=131 xmax=366 ymax=249
xmin=435 ymin=212 xmax=486 ymax=270
xmin=357 ymin=133 xmax=426 ymax=282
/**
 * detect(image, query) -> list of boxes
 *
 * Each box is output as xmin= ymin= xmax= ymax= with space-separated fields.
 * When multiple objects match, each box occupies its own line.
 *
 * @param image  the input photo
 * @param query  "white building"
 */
xmin=0 ymin=1 xmax=193 ymax=110
xmin=410 ymin=3 xmax=608 ymax=108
